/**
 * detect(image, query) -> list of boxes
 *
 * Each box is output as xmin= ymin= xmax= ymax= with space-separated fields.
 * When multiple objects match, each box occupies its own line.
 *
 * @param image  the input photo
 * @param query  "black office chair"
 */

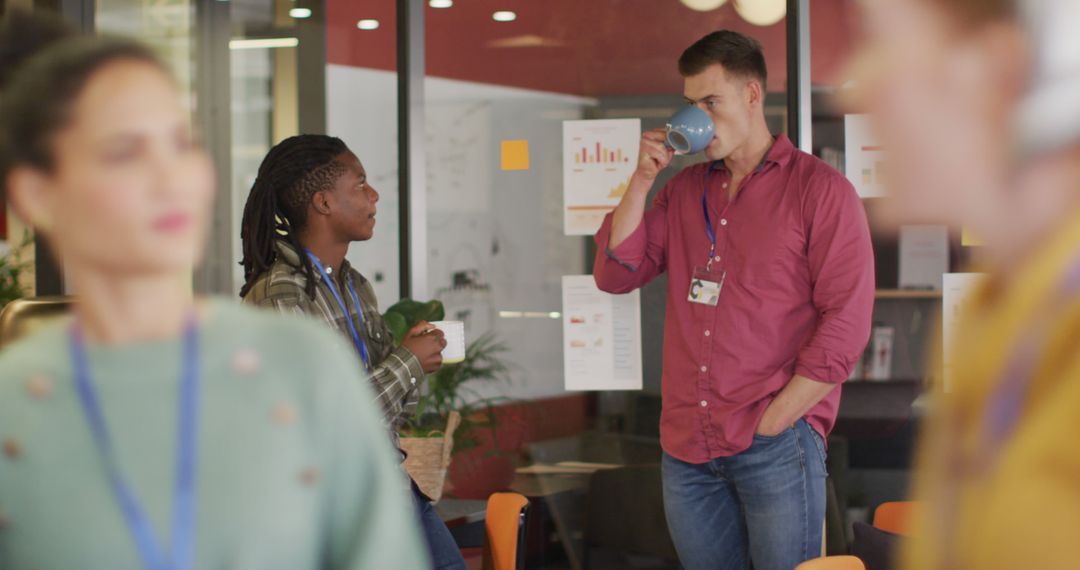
xmin=583 ymin=464 xmax=680 ymax=569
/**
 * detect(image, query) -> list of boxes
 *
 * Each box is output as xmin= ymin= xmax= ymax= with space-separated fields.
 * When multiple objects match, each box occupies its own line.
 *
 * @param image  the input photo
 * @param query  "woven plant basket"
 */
xmin=400 ymin=411 xmax=461 ymax=503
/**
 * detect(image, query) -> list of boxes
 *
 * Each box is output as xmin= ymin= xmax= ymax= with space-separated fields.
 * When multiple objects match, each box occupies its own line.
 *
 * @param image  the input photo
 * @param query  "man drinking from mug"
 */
xmin=592 ymin=31 xmax=874 ymax=570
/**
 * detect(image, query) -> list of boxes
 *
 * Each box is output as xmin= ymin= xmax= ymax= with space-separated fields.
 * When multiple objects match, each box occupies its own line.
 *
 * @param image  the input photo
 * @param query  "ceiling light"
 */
xmin=356 ymin=19 xmax=380 ymax=30
xmin=229 ymin=37 xmax=299 ymax=50
xmin=430 ymin=0 xmax=453 ymax=7
xmin=680 ymin=0 xmax=728 ymax=11
xmin=289 ymin=7 xmax=312 ymax=19
xmin=487 ymin=35 xmax=567 ymax=48
xmin=734 ymin=0 xmax=786 ymax=26
xmin=492 ymin=11 xmax=517 ymax=22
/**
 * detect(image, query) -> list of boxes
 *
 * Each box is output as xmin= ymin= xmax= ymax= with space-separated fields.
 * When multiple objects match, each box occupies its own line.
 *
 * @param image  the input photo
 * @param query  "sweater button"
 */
xmin=2 ymin=439 xmax=22 ymax=460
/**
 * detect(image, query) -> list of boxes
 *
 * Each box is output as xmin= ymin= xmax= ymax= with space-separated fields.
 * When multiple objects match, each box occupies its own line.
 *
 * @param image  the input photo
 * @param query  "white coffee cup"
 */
xmin=430 ymin=320 xmax=466 ymax=364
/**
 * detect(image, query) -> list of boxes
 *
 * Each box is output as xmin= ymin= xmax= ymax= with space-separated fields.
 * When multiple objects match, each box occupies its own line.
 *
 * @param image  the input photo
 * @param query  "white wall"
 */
xmin=327 ymin=65 xmax=594 ymax=401
xmin=230 ymin=47 xmax=274 ymax=297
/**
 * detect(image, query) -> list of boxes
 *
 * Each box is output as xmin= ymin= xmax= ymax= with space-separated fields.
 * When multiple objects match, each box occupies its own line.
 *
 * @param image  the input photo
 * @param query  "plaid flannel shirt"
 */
xmin=242 ymin=240 xmax=425 ymax=452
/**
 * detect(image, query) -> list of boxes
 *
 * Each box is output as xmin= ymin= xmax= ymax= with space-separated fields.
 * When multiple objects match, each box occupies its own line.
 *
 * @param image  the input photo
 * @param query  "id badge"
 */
xmin=688 ymin=265 xmax=726 ymax=306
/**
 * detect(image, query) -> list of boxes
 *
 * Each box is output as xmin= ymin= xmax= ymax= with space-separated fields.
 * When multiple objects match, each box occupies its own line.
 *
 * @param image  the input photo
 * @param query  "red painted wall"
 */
xmin=327 ymin=0 xmax=858 ymax=96
xmin=445 ymin=393 xmax=592 ymax=499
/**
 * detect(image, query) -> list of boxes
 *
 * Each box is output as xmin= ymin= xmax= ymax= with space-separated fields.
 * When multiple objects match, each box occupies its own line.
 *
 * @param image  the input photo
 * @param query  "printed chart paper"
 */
xmin=899 ymin=225 xmax=950 ymax=290
xmin=942 ymin=273 xmax=986 ymax=393
xmin=562 ymin=275 xmax=642 ymax=391
xmin=845 ymin=114 xmax=886 ymax=198
xmin=563 ymin=119 xmax=641 ymax=236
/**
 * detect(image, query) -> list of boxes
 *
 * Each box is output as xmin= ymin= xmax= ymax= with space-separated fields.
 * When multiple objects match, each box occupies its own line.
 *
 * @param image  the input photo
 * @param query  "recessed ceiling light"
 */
xmin=487 ymin=35 xmax=567 ymax=48
xmin=430 ymin=0 xmax=453 ymax=7
xmin=356 ymin=19 xmax=380 ymax=30
xmin=492 ymin=11 xmax=517 ymax=22
xmin=289 ymin=7 xmax=312 ymax=19
xmin=229 ymin=38 xmax=300 ymax=50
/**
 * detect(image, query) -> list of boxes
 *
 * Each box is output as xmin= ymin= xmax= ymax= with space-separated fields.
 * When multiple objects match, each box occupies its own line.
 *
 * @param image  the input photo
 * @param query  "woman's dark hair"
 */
xmin=239 ymin=134 xmax=349 ymax=299
xmin=0 ymin=9 xmax=167 ymax=198
xmin=678 ymin=30 xmax=768 ymax=90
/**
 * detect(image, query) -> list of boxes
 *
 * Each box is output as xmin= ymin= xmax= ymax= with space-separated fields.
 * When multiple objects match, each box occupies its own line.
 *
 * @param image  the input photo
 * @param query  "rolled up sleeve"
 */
xmin=794 ymin=173 xmax=876 ymax=384
xmin=592 ymin=190 xmax=670 ymax=294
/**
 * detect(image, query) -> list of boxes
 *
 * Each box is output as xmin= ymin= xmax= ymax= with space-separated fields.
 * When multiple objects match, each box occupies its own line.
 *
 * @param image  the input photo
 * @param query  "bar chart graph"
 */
xmin=563 ymin=118 xmax=640 ymax=235
xmin=573 ymin=142 xmax=632 ymax=165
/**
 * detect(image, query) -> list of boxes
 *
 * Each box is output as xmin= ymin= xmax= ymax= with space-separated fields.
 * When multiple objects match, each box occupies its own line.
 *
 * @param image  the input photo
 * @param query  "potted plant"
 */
xmin=383 ymin=299 xmax=510 ymax=502
xmin=0 ymin=232 xmax=32 ymax=310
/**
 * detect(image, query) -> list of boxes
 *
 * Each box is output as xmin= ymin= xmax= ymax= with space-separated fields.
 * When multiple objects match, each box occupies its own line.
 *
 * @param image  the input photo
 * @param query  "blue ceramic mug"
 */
xmin=666 ymin=105 xmax=716 ymax=155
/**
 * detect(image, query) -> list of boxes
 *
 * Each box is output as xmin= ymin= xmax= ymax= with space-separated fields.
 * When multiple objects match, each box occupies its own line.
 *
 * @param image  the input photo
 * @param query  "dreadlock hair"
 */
xmin=239 ymin=134 xmax=350 ymax=299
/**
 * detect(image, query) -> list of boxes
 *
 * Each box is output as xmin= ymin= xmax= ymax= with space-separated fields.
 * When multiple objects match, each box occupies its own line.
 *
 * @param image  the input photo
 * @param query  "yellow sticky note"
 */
xmin=961 ymin=228 xmax=983 ymax=247
xmin=501 ymin=140 xmax=530 ymax=171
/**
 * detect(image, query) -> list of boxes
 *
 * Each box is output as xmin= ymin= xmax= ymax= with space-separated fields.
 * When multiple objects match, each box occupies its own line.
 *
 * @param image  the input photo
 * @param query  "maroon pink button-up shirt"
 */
xmin=593 ymin=135 xmax=874 ymax=463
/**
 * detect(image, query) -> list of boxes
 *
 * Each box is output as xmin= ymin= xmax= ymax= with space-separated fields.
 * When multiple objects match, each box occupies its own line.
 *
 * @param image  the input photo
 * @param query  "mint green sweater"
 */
xmin=0 ymin=300 xmax=429 ymax=569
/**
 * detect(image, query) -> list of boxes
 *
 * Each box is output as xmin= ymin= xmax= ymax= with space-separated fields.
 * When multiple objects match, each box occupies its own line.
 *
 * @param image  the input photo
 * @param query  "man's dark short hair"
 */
xmin=678 ymin=30 xmax=768 ymax=89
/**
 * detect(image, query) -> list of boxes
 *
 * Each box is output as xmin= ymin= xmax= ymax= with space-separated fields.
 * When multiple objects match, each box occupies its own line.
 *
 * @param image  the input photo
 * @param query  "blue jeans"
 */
xmin=661 ymin=419 xmax=828 ymax=570
xmin=412 ymin=483 xmax=468 ymax=570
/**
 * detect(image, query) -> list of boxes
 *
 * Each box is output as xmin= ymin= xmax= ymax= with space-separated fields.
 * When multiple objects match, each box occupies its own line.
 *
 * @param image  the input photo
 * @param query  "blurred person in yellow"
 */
xmin=847 ymin=0 xmax=1080 ymax=568
xmin=0 ymin=10 xmax=429 ymax=570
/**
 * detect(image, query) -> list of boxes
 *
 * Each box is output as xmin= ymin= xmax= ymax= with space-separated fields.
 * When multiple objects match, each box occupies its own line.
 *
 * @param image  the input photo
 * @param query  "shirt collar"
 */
xmin=274 ymin=239 xmax=354 ymax=277
xmin=709 ymin=134 xmax=796 ymax=173
xmin=275 ymin=239 xmax=302 ymax=267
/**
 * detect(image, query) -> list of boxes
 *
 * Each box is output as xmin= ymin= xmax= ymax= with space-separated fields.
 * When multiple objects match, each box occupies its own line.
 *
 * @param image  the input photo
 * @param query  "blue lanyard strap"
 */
xmin=939 ymin=254 xmax=1080 ymax=569
xmin=702 ymin=141 xmax=775 ymax=264
xmin=305 ymin=250 xmax=372 ymax=370
xmin=701 ymin=183 xmax=716 ymax=256
xmin=979 ymin=254 xmax=1080 ymax=461
xmin=70 ymin=316 xmax=200 ymax=570
xmin=701 ymin=168 xmax=720 ymax=264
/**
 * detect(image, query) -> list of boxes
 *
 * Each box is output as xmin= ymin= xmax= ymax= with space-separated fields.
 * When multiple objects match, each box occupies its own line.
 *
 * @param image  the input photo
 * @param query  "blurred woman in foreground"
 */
xmin=847 ymin=0 xmax=1080 ymax=567
xmin=0 ymin=11 xmax=427 ymax=569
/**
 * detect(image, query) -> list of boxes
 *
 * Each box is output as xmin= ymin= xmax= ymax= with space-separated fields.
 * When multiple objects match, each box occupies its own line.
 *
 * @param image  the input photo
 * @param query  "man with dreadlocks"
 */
xmin=239 ymin=135 xmax=465 ymax=569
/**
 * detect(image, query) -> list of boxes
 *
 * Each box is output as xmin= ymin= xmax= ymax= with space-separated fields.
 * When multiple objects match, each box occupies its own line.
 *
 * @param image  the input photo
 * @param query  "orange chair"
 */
xmin=482 ymin=492 xmax=530 ymax=570
xmin=873 ymin=501 xmax=919 ymax=536
xmin=796 ymin=555 xmax=867 ymax=570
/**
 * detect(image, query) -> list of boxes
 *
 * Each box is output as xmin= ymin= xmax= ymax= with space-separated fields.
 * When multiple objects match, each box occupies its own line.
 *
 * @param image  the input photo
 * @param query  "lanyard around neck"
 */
xmin=701 ymin=167 xmax=735 ymax=267
xmin=978 ymin=254 xmax=1080 ymax=466
xmin=701 ymin=179 xmax=717 ymax=259
xmin=70 ymin=315 xmax=201 ymax=570
xmin=703 ymin=140 xmax=777 ymax=262
xmin=304 ymin=250 xmax=372 ymax=370
xmin=938 ymin=253 xmax=1080 ymax=567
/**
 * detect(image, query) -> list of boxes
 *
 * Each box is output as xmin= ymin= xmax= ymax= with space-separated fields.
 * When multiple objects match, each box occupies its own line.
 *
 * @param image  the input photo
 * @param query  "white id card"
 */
xmin=688 ymin=266 xmax=726 ymax=306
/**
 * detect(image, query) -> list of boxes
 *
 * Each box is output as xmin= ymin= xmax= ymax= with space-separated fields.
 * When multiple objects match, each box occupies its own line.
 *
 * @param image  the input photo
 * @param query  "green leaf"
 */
xmin=383 ymin=311 xmax=409 ymax=344
xmin=395 ymin=329 xmax=513 ymax=457
xmin=418 ymin=300 xmax=445 ymax=322
xmin=0 ymin=231 xmax=32 ymax=310
xmin=384 ymin=299 xmax=424 ymax=324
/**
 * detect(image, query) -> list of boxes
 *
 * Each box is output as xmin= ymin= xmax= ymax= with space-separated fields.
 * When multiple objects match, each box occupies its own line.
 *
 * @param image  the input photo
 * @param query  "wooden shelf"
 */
xmin=875 ymin=289 xmax=942 ymax=300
